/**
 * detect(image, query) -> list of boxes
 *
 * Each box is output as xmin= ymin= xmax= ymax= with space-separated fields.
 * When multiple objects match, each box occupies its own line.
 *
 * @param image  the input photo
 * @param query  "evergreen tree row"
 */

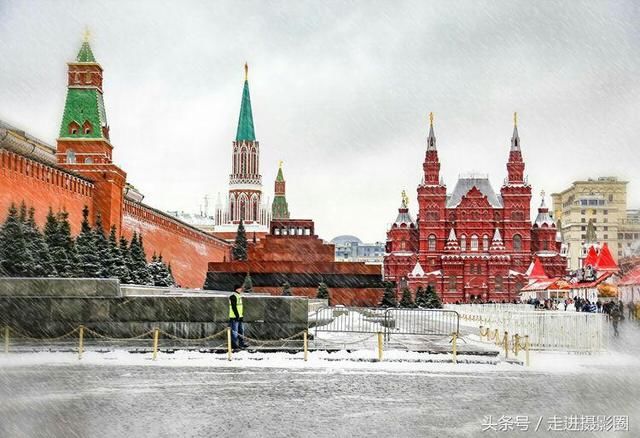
xmin=0 ymin=202 xmax=175 ymax=287
xmin=380 ymin=283 xmax=442 ymax=309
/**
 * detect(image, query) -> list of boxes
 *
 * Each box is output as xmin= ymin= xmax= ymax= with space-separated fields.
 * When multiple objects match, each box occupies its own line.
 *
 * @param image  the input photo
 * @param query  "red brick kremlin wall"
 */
xmin=122 ymin=200 xmax=230 ymax=288
xmin=0 ymin=148 xmax=93 ymax=235
xmin=0 ymin=148 xmax=230 ymax=288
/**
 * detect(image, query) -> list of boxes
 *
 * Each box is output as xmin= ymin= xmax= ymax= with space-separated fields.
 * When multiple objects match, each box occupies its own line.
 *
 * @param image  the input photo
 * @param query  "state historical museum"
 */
xmin=384 ymin=114 xmax=567 ymax=303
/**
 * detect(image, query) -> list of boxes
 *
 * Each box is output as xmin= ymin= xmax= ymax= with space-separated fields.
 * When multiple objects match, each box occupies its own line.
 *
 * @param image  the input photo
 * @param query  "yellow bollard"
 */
xmin=525 ymin=335 xmax=530 ymax=367
xmin=303 ymin=330 xmax=308 ymax=362
xmin=451 ymin=332 xmax=457 ymax=364
xmin=78 ymin=325 xmax=84 ymax=360
xmin=152 ymin=328 xmax=159 ymax=361
xmin=4 ymin=326 xmax=8 ymax=354
xmin=226 ymin=327 xmax=232 ymax=361
xmin=514 ymin=334 xmax=520 ymax=357
xmin=377 ymin=331 xmax=383 ymax=362
xmin=503 ymin=331 xmax=509 ymax=360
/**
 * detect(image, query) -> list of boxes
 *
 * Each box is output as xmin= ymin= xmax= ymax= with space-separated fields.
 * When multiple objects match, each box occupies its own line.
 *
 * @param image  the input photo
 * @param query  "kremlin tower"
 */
xmin=214 ymin=64 xmax=270 ymax=234
xmin=271 ymin=162 xmax=290 ymax=219
xmin=55 ymin=32 xmax=127 ymax=233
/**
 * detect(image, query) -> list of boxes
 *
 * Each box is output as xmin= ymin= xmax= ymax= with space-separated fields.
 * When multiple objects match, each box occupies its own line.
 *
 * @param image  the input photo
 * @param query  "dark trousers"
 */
xmin=229 ymin=318 xmax=246 ymax=348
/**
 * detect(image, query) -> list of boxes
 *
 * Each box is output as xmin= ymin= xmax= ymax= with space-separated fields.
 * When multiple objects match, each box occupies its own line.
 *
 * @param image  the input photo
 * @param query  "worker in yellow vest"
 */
xmin=229 ymin=284 xmax=247 ymax=349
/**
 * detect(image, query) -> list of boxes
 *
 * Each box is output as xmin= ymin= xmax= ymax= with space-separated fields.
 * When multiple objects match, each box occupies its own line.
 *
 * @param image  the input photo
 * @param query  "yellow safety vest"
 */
xmin=229 ymin=292 xmax=243 ymax=318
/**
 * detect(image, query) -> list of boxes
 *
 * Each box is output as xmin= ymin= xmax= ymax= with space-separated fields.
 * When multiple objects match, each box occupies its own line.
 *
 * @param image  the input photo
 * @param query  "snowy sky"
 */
xmin=1 ymin=0 xmax=639 ymax=243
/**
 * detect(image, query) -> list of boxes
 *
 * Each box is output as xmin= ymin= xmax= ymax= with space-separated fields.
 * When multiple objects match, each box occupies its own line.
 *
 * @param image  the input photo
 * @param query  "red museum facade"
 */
xmin=384 ymin=114 xmax=566 ymax=303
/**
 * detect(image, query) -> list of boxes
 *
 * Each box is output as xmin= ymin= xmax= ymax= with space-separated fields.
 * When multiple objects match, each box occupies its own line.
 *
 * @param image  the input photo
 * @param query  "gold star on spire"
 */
xmin=83 ymin=26 xmax=91 ymax=43
xmin=279 ymin=160 xmax=283 ymax=168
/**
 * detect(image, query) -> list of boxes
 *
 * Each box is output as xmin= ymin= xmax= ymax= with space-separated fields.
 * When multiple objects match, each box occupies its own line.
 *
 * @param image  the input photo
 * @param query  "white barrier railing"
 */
xmin=446 ymin=304 xmax=608 ymax=353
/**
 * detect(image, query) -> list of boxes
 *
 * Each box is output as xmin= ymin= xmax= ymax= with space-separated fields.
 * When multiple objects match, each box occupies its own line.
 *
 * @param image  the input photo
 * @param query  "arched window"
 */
xmin=483 ymin=235 xmax=489 ymax=251
xmin=240 ymin=146 xmax=248 ymax=174
xmin=85 ymin=157 xmax=93 ymax=164
xmin=513 ymin=234 xmax=522 ymax=251
xmin=471 ymin=235 xmax=478 ymax=251
xmin=66 ymin=150 xmax=76 ymax=164
xmin=250 ymin=148 xmax=257 ymax=175
xmin=494 ymin=275 xmax=504 ymax=291
xmin=251 ymin=195 xmax=259 ymax=221
xmin=460 ymin=235 xmax=467 ymax=251
xmin=82 ymin=120 xmax=92 ymax=135
xmin=238 ymin=194 xmax=248 ymax=220
xmin=428 ymin=234 xmax=436 ymax=251
xmin=448 ymin=275 xmax=457 ymax=291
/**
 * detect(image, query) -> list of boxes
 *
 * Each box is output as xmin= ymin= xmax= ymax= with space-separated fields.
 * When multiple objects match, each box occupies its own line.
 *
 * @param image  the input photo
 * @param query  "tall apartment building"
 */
xmin=551 ymin=177 xmax=639 ymax=269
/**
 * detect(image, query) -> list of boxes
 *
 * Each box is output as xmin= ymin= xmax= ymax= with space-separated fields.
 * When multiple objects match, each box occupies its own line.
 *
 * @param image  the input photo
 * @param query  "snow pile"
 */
xmin=0 ymin=348 xmax=636 ymax=375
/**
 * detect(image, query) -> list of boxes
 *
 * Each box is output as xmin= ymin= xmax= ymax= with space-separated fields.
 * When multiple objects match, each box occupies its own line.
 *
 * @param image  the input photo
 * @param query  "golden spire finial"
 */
xmin=513 ymin=111 xmax=518 ymax=127
xmin=429 ymin=112 xmax=434 ymax=127
xmin=83 ymin=26 xmax=91 ymax=43
xmin=401 ymin=190 xmax=409 ymax=207
xmin=244 ymin=62 xmax=248 ymax=81
xmin=279 ymin=160 xmax=283 ymax=168
xmin=540 ymin=189 xmax=545 ymax=198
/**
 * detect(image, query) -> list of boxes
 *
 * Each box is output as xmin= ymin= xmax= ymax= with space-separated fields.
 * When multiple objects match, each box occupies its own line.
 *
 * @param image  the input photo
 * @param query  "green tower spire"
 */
xmin=58 ymin=35 xmax=108 ymax=140
xmin=236 ymin=63 xmax=256 ymax=142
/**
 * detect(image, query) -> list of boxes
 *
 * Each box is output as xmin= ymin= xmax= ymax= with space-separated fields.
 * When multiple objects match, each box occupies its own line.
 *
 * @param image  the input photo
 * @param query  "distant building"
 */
xmin=167 ymin=211 xmax=216 ymax=233
xmin=331 ymin=235 xmax=385 ymax=264
xmin=551 ymin=177 xmax=640 ymax=269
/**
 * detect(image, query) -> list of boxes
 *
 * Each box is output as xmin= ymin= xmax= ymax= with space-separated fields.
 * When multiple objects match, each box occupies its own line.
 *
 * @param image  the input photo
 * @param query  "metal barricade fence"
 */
xmin=447 ymin=304 xmax=608 ymax=352
xmin=383 ymin=308 xmax=459 ymax=339
xmin=312 ymin=306 xmax=460 ymax=341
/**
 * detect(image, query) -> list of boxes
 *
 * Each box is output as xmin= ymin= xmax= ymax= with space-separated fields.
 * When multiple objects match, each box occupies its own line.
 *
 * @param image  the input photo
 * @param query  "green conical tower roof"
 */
xmin=276 ymin=166 xmax=284 ymax=182
xmin=58 ymin=37 xmax=108 ymax=140
xmin=236 ymin=63 xmax=256 ymax=142
xmin=76 ymin=41 xmax=96 ymax=63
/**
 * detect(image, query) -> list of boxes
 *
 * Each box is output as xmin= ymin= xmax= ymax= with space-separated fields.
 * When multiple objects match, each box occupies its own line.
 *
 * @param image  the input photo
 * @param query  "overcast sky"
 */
xmin=1 ymin=0 xmax=639 ymax=243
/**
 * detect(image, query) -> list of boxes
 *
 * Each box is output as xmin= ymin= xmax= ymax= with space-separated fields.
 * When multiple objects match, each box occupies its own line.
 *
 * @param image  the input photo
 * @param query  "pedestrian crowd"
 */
xmin=524 ymin=296 xmax=638 ymax=337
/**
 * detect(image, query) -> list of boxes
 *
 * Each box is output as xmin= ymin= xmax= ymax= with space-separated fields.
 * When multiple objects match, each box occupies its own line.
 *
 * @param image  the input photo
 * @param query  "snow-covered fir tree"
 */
xmin=414 ymin=286 xmax=427 ymax=307
xmin=0 ymin=203 xmax=34 ymax=276
xmin=93 ymin=214 xmax=110 ymax=278
xmin=43 ymin=208 xmax=76 ymax=277
xmin=399 ymin=287 xmax=415 ymax=308
xmin=232 ymin=219 xmax=248 ymax=261
xmin=424 ymin=285 xmax=443 ymax=309
xmin=116 ymin=234 xmax=133 ymax=283
xmin=25 ymin=206 xmax=56 ymax=277
xmin=379 ymin=282 xmax=398 ymax=308
xmin=129 ymin=232 xmax=152 ymax=285
xmin=75 ymin=206 xmax=101 ymax=277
